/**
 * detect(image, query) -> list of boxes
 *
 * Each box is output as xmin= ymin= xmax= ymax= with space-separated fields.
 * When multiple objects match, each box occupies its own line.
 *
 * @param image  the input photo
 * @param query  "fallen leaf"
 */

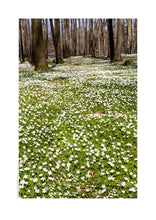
xmin=77 ymin=188 xmax=82 ymax=192
xmin=90 ymin=171 xmax=94 ymax=176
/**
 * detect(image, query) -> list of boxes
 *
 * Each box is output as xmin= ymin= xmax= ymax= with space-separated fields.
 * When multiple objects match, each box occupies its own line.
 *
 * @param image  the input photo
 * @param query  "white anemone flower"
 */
xmin=121 ymin=182 xmax=126 ymax=187
xmin=108 ymin=176 xmax=115 ymax=181
xmin=33 ymin=178 xmax=38 ymax=183
xmin=129 ymin=188 xmax=136 ymax=192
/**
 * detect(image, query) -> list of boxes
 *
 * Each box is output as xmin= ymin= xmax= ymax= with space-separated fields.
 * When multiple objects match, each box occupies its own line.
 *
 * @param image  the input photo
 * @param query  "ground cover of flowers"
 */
xmin=19 ymin=55 xmax=137 ymax=198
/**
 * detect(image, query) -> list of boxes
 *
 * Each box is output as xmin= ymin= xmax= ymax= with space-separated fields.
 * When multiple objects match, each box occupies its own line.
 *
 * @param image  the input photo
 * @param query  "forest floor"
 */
xmin=19 ymin=54 xmax=137 ymax=198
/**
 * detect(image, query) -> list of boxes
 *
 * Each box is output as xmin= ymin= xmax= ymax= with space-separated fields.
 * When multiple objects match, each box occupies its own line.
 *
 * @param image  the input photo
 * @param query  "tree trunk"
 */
xmin=89 ymin=19 xmax=92 ymax=55
xmin=127 ymin=19 xmax=132 ymax=54
xmin=82 ymin=19 xmax=85 ymax=55
xmin=21 ymin=19 xmax=26 ymax=60
xmin=103 ymin=19 xmax=106 ymax=56
xmin=70 ymin=19 xmax=73 ymax=56
xmin=134 ymin=19 xmax=137 ymax=53
xmin=83 ymin=19 xmax=87 ymax=56
xmin=45 ymin=19 xmax=48 ymax=59
xmin=78 ymin=19 xmax=81 ymax=55
xmin=66 ymin=19 xmax=71 ymax=58
xmin=24 ymin=19 xmax=29 ymax=58
xmin=90 ymin=19 xmax=96 ymax=57
xmin=62 ymin=19 xmax=70 ymax=58
xmin=19 ymin=19 xmax=24 ymax=63
xmin=123 ymin=19 xmax=128 ymax=54
xmin=61 ymin=19 xmax=64 ymax=57
xmin=85 ymin=19 xmax=88 ymax=56
xmin=27 ymin=19 xmax=31 ymax=60
xmin=92 ymin=19 xmax=97 ymax=57
xmin=73 ymin=19 xmax=77 ymax=56
xmin=50 ymin=19 xmax=64 ymax=64
xmin=107 ymin=19 xmax=114 ymax=60
xmin=98 ymin=19 xmax=101 ymax=56
xmin=113 ymin=19 xmax=123 ymax=61
xmin=113 ymin=19 xmax=117 ymax=49
xmin=31 ymin=19 xmax=49 ymax=71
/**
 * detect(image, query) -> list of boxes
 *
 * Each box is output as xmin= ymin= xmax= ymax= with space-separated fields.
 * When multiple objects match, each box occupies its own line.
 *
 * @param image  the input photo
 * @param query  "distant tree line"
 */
xmin=19 ymin=18 xmax=137 ymax=71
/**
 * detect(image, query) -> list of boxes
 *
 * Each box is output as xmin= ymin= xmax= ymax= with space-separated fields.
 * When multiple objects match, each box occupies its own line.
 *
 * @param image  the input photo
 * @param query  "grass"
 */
xmin=19 ymin=54 xmax=137 ymax=198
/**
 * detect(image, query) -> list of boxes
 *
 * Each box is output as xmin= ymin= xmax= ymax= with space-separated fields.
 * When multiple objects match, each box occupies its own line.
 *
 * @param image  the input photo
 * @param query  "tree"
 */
xmin=21 ymin=19 xmax=26 ymax=58
xmin=107 ymin=19 xmax=114 ymax=60
xmin=50 ymin=19 xmax=64 ymax=63
xmin=113 ymin=19 xmax=117 ymax=49
xmin=85 ymin=19 xmax=88 ymax=56
xmin=66 ymin=19 xmax=71 ymax=58
xmin=42 ymin=19 xmax=48 ymax=59
xmin=89 ymin=19 xmax=91 ymax=55
xmin=23 ymin=19 xmax=30 ymax=59
xmin=83 ymin=19 xmax=88 ymax=56
xmin=90 ymin=19 xmax=97 ymax=58
xmin=62 ymin=19 xmax=70 ymax=59
xmin=113 ymin=19 xmax=123 ymax=61
xmin=122 ymin=19 xmax=128 ymax=54
xmin=134 ymin=19 xmax=137 ymax=53
xmin=92 ymin=19 xmax=98 ymax=57
xmin=31 ymin=19 xmax=49 ymax=71
xmin=19 ymin=19 xmax=24 ymax=63
xmin=45 ymin=19 xmax=48 ymax=59
xmin=78 ymin=19 xmax=81 ymax=55
xmin=98 ymin=19 xmax=101 ymax=56
xmin=82 ymin=19 xmax=85 ymax=55
xmin=27 ymin=19 xmax=32 ymax=59
xmin=21 ymin=19 xmax=26 ymax=60
xmin=73 ymin=19 xmax=77 ymax=56
xmin=127 ymin=19 xmax=132 ymax=54
xmin=103 ymin=19 xmax=106 ymax=56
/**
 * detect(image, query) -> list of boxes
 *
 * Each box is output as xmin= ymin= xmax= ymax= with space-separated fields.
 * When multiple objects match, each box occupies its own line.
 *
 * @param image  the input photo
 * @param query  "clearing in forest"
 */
xmin=19 ymin=55 xmax=137 ymax=198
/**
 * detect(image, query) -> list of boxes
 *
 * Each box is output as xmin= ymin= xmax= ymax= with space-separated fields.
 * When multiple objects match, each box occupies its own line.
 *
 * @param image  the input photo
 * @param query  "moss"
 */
xmin=123 ymin=59 xmax=135 ymax=66
xmin=58 ymin=59 xmax=64 ymax=64
xmin=35 ymin=65 xmax=51 ymax=72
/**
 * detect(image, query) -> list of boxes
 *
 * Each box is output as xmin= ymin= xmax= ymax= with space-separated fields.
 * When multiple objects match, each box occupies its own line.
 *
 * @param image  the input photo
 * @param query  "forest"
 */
xmin=19 ymin=19 xmax=137 ymax=67
xmin=19 ymin=18 xmax=137 ymax=198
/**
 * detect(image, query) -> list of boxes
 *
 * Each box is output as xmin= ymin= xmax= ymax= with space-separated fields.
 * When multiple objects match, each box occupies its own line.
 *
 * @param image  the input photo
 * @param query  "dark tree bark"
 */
xmin=113 ymin=19 xmax=117 ymax=49
xmin=103 ymin=19 xmax=106 ymax=56
xmin=98 ymin=19 xmax=101 ymax=56
xmin=93 ymin=19 xmax=98 ymax=57
xmin=31 ymin=19 xmax=49 ymax=71
xmin=90 ymin=19 xmax=95 ymax=57
xmin=45 ymin=19 xmax=48 ymax=59
xmin=50 ymin=19 xmax=64 ymax=64
xmin=122 ymin=19 xmax=128 ymax=54
xmin=62 ymin=19 xmax=70 ymax=59
xmin=19 ymin=19 xmax=24 ymax=63
xmin=113 ymin=19 xmax=123 ymax=61
xmin=66 ymin=19 xmax=71 ymax=58
xmin=82 ymin=19 xmax=85 ymax=55
xmin=134 ymin=19 xmax=137 ymax=53
xmin=83 ymin=19 xmax=88 ymax=56
xmin=21 ymin=19 xmax=26 ymax=58
xmin=127 ymin=19 xmax=132 ymax=54
xmin=23 ymin=19 xmax=30 ymax=58
xmin=85 ymin=19 xmax=88 ymax=55
xmin=70 ymin=19 xmax=73 ymax=56
xmin=61 ymin=19 xmax=64 ymax=57
xmin=89 ymin=19 xmax=92 ymax=55
xmin=21 ymin=19 xmax=26 ymax=60
xmin=107 ymin=19 xmax=114 ymax=60
xmin=27 ymin=19 xmax=32 ymax=59
xmin=73 ymin=19 xmax=77 ymax=56
xmin=78 ymin=19 xmax=81 ymax=55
